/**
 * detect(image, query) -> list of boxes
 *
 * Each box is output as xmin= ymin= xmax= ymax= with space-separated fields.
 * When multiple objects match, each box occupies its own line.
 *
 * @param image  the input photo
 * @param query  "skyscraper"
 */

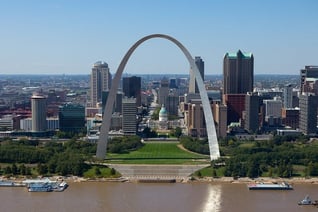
xmin=300 ymin=66 xmax=318 ymax=93
xmin=223 ymin=50 xmax=254 ymax=95
xmin=123 ymin=76 xmax=141 ymax=106
xmin=299 ymin=93 xmax=318 ymax=135
xmin=189 ymin=56 xmax=204 ymax=94
xmin=158 ymin=78 xmax=169 ymax=106
xmin=244 ymin=92 xmax=260 ymax=133
xmin=122 ymin=97 xmax=137 ymax=135
xmin=90 ymin=61 xmax=112 ymax=107
xmin=31 ymin=94 xmax=47 ymax=132
xmin=283 ymin=84 xmax=293 ymax=108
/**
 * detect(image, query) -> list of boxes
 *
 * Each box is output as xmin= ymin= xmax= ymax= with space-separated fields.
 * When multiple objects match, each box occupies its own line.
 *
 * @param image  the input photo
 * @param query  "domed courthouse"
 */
xmin=158 ymin=105 xmax=168 ymax=129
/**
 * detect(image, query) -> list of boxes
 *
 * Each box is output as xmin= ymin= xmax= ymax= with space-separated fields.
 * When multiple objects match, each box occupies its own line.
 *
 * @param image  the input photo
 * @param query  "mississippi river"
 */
xmin=1 ymin=182 xmax=318 ymax=212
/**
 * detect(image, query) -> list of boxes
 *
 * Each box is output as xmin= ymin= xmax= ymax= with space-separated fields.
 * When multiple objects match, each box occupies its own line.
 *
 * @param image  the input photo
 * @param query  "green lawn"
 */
xmin=106 ymin=142 xmax=209 ymax=164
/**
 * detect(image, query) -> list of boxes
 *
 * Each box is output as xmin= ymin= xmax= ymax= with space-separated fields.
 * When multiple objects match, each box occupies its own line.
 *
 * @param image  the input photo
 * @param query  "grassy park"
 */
xmin=106 ymin=142 xmax=210 ymax=164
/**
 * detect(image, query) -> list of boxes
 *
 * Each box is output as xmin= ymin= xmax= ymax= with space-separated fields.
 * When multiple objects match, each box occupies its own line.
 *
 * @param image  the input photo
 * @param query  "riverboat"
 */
xmin=23 ymin=178 xmax=57 ymax=186
xmin=24 ymin=178 xmax=68 ymax=192
xmin=28 ymin=183 xmax=53 ymax=192
xmin=0 ymin=180 xmax=14 ymax=187
xmin=247 ymin=182 xmax=293 ymax=190
xmin=0 ymin=180 xmax=25 ymax=187
xmin=298 ymin=195 xmax=318 ymax=206
xmin=52 ymin=181 xmax=68 ymax=192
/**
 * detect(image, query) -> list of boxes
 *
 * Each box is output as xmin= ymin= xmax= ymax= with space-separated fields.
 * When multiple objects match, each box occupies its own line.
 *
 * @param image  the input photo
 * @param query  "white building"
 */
xmin=264 ymin=98 xmax=282 ymax=118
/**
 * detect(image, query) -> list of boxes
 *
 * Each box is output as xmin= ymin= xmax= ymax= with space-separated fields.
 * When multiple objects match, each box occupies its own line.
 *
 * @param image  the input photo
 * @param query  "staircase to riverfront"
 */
xmin=107 ymin=164 xmax=209 ymax=180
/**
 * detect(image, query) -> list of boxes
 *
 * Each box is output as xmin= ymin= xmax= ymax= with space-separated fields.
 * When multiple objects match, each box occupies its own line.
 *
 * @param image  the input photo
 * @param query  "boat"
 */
xmin=298 ymin=195 xmax=318 ymax=206
xmin=28 ymin=183 xmax=53 ymax=192
xmin=298 ymin=195 xmax=312 ymax=205
xmin=0 ymin=180 xmax=25 ymax=187
xmin=23 ymin=178 xmax=57 ymax=186
xmin=247 ymin=182 xmax=293 ymax=190
xmin=23 ymin=178 xmax=68 ymax=192
xmin=0 ymin=180 xmax=14 ymax=187
xmin=52 ymin=181 xmax=68 ymax=192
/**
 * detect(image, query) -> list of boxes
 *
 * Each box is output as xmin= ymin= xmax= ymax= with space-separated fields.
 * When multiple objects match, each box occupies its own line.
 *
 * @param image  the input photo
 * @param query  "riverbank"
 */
xmin=4 ymin=175 xmax=318 ymax=184
xmin=69 ymin=176 xmax=318 ymax=184
xmin=193 ymin=176 xmax=318 ymax=184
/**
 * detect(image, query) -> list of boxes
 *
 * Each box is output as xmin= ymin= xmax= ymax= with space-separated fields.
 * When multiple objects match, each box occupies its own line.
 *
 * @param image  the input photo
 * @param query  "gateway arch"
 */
xmin=96 ymin=34 xmax=220 ymax=161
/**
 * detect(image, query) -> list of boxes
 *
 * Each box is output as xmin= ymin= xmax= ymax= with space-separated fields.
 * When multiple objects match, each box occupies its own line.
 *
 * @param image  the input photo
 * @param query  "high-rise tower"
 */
xmin=31 ymin=94 xmax=47 ymax=132
xmin=122 ymin=97 xmax=137 ymax=135
xmin=299 ymin=93 xmax=318 ymax=135
xmin=223 ymin=50 xmax=254 ymax=95
xmin=189 ymin=56 xmax=204 ymax=94
xmin=300 ymin=66 xmax=318 ymax=94
xmin=158 ymin=78 xmax=169 ymax=106
xmin=90 ymin=61 xmax=112 ymax=107
xmin=283 ymin=84 xmax=293 ymax=108
xmin=123 ymin=76 xmax=141 ymax=106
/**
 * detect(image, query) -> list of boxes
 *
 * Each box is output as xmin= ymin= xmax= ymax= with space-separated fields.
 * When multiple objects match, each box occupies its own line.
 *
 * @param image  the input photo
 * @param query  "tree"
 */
xmin=4 ymin=166 xmax=12 ymax=175
xmin=11 ymin=163 xmax=18 ymax=175
xmin=95 ymin=167 xmax=101 ymax=176
xmin=19 ymin=164 xmax=26 ymax=175
xmin=170 ymin=127 xmax=182 ymax=138
xmin=26 ymin=167 xmax=32 ymax=176
xmin=212 ymin=169 xmax=217 ymax=178
xmin=110 ymin=168 xmax=116 ymax=175
xmin=37 ymin=163 xmax=48 ymax=175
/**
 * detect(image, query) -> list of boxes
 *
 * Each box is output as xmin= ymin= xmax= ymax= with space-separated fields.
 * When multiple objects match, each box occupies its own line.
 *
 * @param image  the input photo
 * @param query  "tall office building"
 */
xmin=166 ymin=94 xmax=179 ymax=116
xmin=212 ymin=101 xmax=227 ymax=138
xmin=299 ymin=93 xmax=318 ymax=135
xmin=244 ymin=92 xmax=260 ymax=133
xmin=123 ymin=76 xmax=141 ymax=106
xmin=169 ymin=78 xmax=178 ymax=89
xmin=223 ymin=50 xmax=254 ymax=95
xmin=102 ymin=91 xmax=123 ymax=114
xmin=282 ymin=108 xmax=299 ymax=130
xmin=122 ymin=97 xmax=137 ymax=135
xmin=158 ymin=78 xmax=169 ymax=106
xmin=31 ymin=94 xmax=47 ymax=132
xmin=283 ymin=84 xmax=293 ymax=108
xmin=59 ymin=103 xmax=85 ymax=133
xmin=90 ymin=61 xmax=112 ymax=107
xmin=189 ymin=56 xmax=204 ymax=94
xmin=187 ymin=99 xmax=206 ymax=138
xmin=300 ymin=66 xmax=318 ymax=93
xmin=223 ymin=94 xmax=246 ymax=125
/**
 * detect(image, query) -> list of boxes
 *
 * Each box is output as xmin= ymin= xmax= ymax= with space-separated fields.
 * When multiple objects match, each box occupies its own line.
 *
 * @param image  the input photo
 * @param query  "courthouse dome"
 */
xmin=159 ymin=104 xmax=168 ymax=122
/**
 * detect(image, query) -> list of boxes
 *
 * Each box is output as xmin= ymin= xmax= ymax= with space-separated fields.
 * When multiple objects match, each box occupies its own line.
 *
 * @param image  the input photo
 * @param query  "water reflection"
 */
xmin=201 ymin=184 xmax=222 ymax=212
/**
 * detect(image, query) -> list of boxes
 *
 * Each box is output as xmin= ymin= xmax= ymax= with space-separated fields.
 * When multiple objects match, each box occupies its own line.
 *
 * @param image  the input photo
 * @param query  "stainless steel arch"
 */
xmin=96 ymin=34 xmax=220 ymax=160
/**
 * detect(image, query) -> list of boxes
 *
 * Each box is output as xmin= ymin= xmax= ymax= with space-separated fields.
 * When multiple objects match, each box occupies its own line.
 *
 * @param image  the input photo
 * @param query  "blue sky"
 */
xmin=0 ymin=0 xmax=317 ymax=75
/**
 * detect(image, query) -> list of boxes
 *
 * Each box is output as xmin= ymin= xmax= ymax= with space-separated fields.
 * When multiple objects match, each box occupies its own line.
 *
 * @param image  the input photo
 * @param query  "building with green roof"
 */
xmin=223 ymin=50 xmax=254 ymax=95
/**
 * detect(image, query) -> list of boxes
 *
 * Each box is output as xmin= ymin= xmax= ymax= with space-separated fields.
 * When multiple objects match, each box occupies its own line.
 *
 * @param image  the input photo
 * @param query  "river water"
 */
xmin=1 ymin=182 xmax=318 ymax=212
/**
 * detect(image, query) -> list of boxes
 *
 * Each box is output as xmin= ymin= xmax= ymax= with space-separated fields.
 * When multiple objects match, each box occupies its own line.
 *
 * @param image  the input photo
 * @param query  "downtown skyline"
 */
xmin=0 ymin=0 xmax=317 ymax=75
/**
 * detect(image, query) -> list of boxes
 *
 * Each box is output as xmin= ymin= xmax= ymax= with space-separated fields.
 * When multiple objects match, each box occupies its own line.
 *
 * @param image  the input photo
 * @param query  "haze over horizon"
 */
xmin=0 ymin=0 xmax=317 ymax=76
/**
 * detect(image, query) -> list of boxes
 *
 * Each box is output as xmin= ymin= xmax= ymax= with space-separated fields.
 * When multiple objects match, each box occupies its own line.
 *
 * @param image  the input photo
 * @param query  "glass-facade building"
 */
xmin=59 ymin=103 xmax=85 ymax=133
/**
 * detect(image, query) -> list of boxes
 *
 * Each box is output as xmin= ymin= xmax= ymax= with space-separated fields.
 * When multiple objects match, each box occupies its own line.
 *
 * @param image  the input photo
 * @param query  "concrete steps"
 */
xmin=108 ymin=164 xmax=209 ymax=179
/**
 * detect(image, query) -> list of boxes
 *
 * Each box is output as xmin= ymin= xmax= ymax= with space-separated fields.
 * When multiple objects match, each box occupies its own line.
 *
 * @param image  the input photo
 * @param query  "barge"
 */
xmin=247 ymin=182 xmax=293 ymax=190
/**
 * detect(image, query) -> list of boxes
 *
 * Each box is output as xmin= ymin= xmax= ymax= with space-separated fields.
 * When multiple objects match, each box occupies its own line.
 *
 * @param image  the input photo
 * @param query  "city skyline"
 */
xmin=0 ymin=0 xmax=317 ymax=75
